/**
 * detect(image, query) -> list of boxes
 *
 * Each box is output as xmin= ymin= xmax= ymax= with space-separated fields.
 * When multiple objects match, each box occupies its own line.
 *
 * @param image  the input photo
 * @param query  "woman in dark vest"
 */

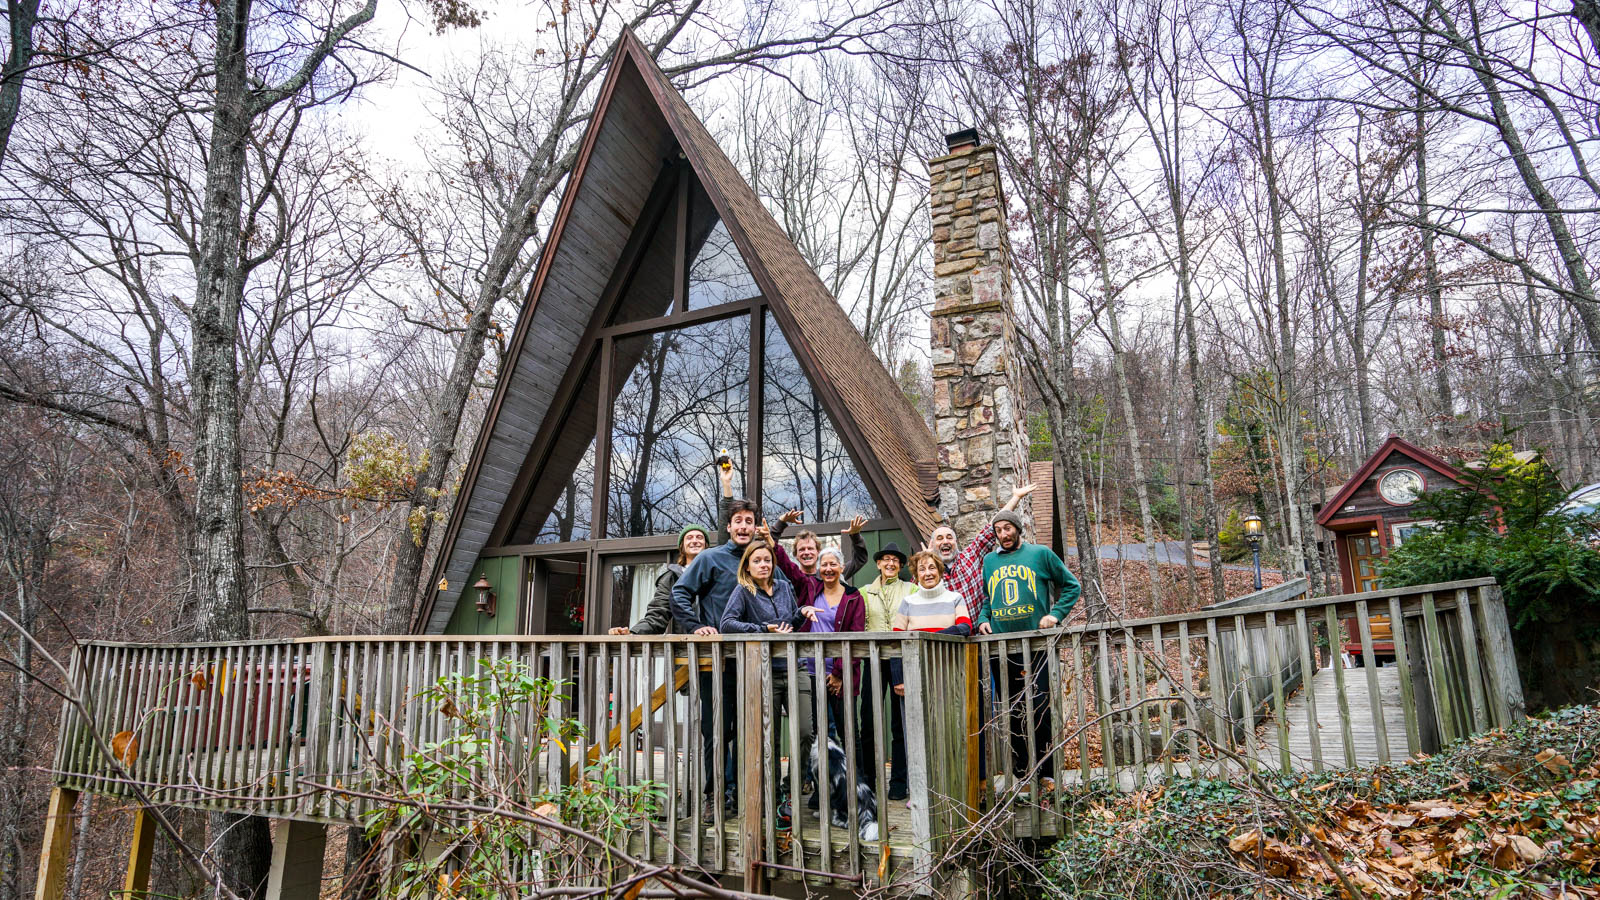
xmin=609 ymin=524 xmax=710 ymax=635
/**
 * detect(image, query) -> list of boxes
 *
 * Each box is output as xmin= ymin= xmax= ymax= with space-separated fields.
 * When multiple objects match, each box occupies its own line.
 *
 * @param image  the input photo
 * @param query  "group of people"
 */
xmin=607 ymin=465 xmax=1081 ymax=818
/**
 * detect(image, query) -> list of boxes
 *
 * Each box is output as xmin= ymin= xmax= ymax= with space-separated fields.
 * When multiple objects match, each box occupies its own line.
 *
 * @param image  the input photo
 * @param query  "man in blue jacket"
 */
xmin=672 ymin=497 xmax=760 ymax=816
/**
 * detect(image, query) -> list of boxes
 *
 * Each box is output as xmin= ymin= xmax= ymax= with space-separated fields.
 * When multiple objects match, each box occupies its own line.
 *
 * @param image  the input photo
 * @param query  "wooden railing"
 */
xmin=50 ymin=578 xmax=1521 ymax=890
xmin=970 ymin=576 xmax=1523 ymax=839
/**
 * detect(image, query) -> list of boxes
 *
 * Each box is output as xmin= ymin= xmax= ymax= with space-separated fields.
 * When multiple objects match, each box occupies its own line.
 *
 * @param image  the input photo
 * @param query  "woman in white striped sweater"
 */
xmin=890 ymin=551 xmax=972 ymax=697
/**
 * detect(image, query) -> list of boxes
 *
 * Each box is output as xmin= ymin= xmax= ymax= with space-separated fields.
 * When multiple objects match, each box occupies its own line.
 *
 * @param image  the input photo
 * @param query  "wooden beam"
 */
xmin=746 ymin=310 xmax=763 ymax=501
xmin=264 ymin=819 xmax=326 ymax=896
xmin=122 ymin=807 xmax=156 ymax=898
xmin=33 ymin=787 xmax=77 ymax=900
xmin=674 ymin=166 xmax=689 ymax=314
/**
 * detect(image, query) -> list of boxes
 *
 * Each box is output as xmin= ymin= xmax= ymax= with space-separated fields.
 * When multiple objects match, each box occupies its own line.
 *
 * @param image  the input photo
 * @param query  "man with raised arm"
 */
xmin=936 ymin=482 xmax=1037 ymax=613
xmin=772 ymin=509 xmax=869 ymax=581
xmin=672 ymin=461 xmax=761 ymax=817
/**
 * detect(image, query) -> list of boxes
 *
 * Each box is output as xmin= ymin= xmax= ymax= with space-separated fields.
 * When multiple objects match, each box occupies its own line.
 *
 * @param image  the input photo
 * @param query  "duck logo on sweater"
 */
xmin=985 ymin=564 xmax=1039 ymax=599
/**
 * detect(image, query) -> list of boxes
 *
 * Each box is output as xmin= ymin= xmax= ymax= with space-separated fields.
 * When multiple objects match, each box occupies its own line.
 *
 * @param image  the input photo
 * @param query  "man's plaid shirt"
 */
xmin=946 ymin=523 xmax=998 ymax=613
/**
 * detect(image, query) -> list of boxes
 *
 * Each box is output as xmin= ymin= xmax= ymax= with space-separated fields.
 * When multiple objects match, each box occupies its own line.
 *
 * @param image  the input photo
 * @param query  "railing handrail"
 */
xmin=1203 ymin=577 xmax=1311 ymax=610
xmin=66 ymin=578 xmax=1496 ymax=653
xmin=969 ymin=576 xmax=1497 ymax=643
xmin=69 ymin=630 xmax=974 ymax=650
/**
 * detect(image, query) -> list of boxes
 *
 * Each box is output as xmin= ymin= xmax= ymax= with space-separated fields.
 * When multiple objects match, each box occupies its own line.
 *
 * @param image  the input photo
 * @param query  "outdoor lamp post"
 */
xmin=473 ymin=573 xmax=497 ymax=618
xmin=1243 ymin=515 xmax=1264 ymax=591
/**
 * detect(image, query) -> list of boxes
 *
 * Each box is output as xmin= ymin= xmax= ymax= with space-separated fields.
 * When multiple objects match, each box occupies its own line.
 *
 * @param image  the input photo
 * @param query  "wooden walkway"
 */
xmin=1256 ymin=661 xmax=1411 ymax=770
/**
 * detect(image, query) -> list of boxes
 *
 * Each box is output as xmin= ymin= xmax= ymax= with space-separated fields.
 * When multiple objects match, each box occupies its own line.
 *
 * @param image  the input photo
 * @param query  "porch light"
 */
xmin=1369 ymin=527 xmax=1380 ymax=538
xmin=474 ymin=573 xmax=497 ymax=617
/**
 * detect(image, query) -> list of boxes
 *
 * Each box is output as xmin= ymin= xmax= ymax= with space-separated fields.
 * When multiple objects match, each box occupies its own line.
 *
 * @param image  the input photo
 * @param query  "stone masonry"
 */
xmin=928 ymin=130 xmax=1032 ymax=544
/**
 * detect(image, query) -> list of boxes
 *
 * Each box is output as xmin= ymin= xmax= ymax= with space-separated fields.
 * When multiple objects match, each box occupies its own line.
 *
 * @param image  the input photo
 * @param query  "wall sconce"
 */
xmin=474 ymin=573 xmax=497 ymax=617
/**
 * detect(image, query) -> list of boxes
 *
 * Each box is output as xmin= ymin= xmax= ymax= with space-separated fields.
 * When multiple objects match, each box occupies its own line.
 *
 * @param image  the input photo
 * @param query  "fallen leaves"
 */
xmin=1538 ymin=748 xmax=1572 ymax=774
xmin=1224 ymin=766 xmax=1600 ymax=899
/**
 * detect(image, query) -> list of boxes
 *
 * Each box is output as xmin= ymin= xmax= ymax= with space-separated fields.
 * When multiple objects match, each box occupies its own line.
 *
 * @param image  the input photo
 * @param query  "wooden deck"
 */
xmin=40 ymin=578 xmax=1525 ymax=897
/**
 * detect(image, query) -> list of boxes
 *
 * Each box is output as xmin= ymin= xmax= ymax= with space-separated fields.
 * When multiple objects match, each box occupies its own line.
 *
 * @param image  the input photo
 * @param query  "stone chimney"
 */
xmin=928 ymin=129 xmax=1031 ymax=543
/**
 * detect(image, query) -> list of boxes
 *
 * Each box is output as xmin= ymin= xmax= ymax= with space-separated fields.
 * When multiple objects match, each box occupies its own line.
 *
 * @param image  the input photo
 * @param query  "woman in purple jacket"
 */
xmin=768 ymin=524 xmax=866 ymax=743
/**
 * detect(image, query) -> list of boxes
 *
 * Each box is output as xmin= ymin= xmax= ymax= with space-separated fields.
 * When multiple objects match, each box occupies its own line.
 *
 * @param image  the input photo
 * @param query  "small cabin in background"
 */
xmin=1315 ymin=436 xmax=1474 ymax=664
xmin=1315 ymin=435 xmax=1472 ymax=595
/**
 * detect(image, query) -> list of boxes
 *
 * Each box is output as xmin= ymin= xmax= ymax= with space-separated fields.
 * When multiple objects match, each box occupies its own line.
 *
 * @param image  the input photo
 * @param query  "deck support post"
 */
xmin=264 ymin=819 xmax=327 ymax=900
xmin=123 ymin=807 xmax=157 ymax=897
xmin=34 ymin=787 xmax=78 ymax=900
xmin=738 ymin=642 xmax=765 ymax=894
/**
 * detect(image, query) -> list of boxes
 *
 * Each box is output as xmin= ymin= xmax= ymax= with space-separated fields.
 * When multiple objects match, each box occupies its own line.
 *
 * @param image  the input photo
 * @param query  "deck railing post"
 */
xmin=1475 ymin=584 xmax=1526 ymax=725
xmin=738 ymin=641 xmax=765 ymax=894
xmin=303 ymin=643 xmax=334 ymax=817
xmin=900 ymin=638 xmax=934 ymax=889
xmin=963 ymin=644 xmax=981 ymax=822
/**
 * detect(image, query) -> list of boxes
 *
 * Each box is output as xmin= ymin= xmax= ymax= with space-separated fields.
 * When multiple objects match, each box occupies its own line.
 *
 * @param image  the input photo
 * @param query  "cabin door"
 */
xmin=525 ymin=555 xmax=589 ymax=635
xmin=604 ymin=553 xmax=682 ymax=748
xmin=1346 ymin=534 xmax=1384 ymax=593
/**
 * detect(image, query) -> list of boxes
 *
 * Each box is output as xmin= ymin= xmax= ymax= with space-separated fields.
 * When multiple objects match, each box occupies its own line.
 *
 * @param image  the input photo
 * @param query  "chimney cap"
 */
xmin=945 ymin=127 xmax=981 ymax=152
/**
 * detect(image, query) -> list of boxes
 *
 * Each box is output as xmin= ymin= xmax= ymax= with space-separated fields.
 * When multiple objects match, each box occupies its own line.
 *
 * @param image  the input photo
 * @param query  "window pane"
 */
xmin=611 ymin=560 xmax=667 ymax=630
xmin=609 ymin=316 xmax=751 ymax=537
xmin=761 ymin=310 xmax=878 ymax=523
xmin=688 ymin=219 xmax=758 ymax=309
xmin=514 ymin=352 xmax=601 ymax=545
xmin=533 ymin=435 xmax=596 ymax=543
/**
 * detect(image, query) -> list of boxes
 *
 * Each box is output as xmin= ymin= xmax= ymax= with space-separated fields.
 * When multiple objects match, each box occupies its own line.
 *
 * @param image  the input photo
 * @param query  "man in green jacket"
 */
xmin=976 ymin=510 xmax=1079 ymax=795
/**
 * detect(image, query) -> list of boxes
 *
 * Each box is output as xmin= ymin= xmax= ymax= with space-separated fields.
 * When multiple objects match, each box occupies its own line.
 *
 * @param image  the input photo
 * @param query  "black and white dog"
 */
xmin=807 ymin=735 xmax=879 ymax=841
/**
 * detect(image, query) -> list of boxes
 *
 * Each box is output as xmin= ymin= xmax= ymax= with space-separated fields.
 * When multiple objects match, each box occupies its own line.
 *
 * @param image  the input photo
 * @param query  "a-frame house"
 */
xmin=417 ymin=32 xmax=940 ymax=637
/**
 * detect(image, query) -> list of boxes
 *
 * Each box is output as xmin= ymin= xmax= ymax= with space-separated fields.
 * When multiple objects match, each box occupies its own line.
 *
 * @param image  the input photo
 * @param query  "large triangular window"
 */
xmin=503 ymin=162 xmax=881 ymax=547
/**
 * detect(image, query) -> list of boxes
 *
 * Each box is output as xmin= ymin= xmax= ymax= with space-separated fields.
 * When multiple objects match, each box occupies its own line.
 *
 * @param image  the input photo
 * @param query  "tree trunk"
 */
xmin=193 ymin=0 xmax=273 ymax=889
xmin=1050 ymin=393 xmax=1107 ymax=622
xmin=0 ymin=0 xmax=40 ymax=167
xmin=1100 ymin=280 xmax=1164 ymax=613
xmin=1432 ymin=0 xmax=1600 ymax=351
xmin=1252 ymin=44 xmax=1311 ymax=581
xmin=379 ymin=130 xmax=577 ymax=635
xmin=64 ymin=793 xmax=91 ymax=900
xmin=1414 ymin=94 xmax=1453 ymax=436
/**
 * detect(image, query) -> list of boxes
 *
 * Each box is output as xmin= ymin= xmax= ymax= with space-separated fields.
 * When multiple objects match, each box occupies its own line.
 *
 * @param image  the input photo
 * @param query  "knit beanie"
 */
xmin=678 ymin=524 xmax=710 ymax=549
xmin=993 ymin=510 xmax=1024 ymax=533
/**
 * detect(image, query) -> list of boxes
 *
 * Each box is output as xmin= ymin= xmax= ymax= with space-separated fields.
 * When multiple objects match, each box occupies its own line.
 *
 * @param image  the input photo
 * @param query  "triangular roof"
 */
xmin=415 ymin=32 xmax=938 ymax=633
xmin=1315 ymin=434 xmax=1469 ymax=527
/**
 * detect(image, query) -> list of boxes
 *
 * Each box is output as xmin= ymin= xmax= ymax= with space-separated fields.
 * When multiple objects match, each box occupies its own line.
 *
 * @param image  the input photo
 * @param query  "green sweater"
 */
xmin=978 ymin=543 xmax=1080 ymax=633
